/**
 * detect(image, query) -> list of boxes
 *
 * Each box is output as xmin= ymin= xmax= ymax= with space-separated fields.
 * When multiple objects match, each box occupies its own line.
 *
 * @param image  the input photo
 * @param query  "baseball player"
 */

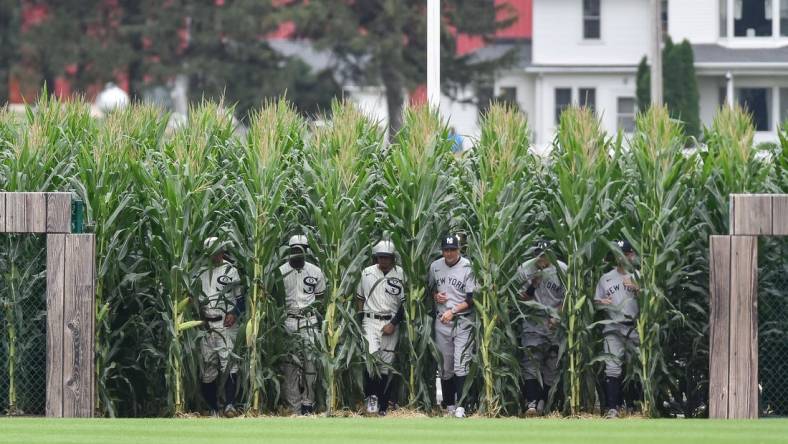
xmin=429 ymin=234 xmax=477 ymax=418
xmin=278 ymin=235 xmax=326 ymax=415
xmin=356 ymin=240 xmax=406 ymax=416
xmin=594 ymin=240 xmax=640 ymax=419
xmin=516 ymin=240 xmax=567 ymax=417
xmin=198 ymin=237 xmax=245 ymax=418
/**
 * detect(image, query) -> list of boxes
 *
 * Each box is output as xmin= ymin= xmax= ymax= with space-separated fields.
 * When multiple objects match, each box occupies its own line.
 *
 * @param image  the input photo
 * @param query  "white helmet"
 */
xmin=372 ymin=240 xmax=396 ymax=257
xmin=288 ymin=235 xmax=309 ymax=249
xmin=204 ymin=237 xmax=219 ymax=250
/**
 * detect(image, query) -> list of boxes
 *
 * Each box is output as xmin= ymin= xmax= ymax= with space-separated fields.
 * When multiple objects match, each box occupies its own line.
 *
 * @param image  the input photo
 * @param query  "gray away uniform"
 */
xmin=198 ymin=261 xmax=242 ymax=383
xmin=280 ymin=261 xmax=326 ymax=413
xmin=516 ymin=258 xmax=567 ymax=387
xmin=594 ymin=268 xmax=640 ymax=378
xmin=356 ymin=264 xmax=406 ymax=374
xmin=429 ymin=256 xmax=477 ymax=379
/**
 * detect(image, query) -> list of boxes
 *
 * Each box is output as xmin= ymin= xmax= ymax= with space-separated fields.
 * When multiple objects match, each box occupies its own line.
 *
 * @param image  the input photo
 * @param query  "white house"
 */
xmin=482 ymin=0 xmax=788 ymax=146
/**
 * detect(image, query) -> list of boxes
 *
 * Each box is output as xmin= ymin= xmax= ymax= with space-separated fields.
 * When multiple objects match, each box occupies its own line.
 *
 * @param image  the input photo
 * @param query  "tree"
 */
xmin=119 ymin=0 xmax=340 ymax=119
xmin=635 ymin=38 xmax=700 ymax=137
xmin=636 ymin=56 xmax=650 ymax=112
xmin=280 ymin=0 xmax=517 ymax=136
xmin=18 ymin=0 xmax=130 ymax=95
xmin=0 ymin=0 xmax=21 ymax=104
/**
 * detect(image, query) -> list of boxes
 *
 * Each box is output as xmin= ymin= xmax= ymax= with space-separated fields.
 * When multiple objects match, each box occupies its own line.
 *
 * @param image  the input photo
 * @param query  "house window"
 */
xmin=780 ymin=88 xmax=788 ymax=124
xmin=617 ymin=97 xmax=637 ymax=133
xmin=737 ymin=87 xmax=771 ymax=131
xmin=721 ymin=0 xmax=728 ymax=37
xmin=661 ymin=0 xmax=669 ymax=35
xmin=733 ymin=0 xmax=774 ymax=37
xmin=781 ymin=0 xmax=788 ymax=36
xmin=498 ymin=86 xmax=518 ymax=108
xmin=579 ymin=88 xmax=596 ymax=112
xmin=555 ymin=88 xmax=572 ymax=124
xmin=477 ymin=84 xmax=494 ymax=119
xmin=583 ymin=0 xmax=601 ymax=39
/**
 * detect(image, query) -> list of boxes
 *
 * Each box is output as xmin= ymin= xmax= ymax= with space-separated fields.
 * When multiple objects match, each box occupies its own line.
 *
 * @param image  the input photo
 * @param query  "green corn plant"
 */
xmin=132 ymin=102 xmax=235 ymax=415
xmin=71 ymin=105 xmax=166 ymax=416
xmin=544 ymin=107 xmax=620 ymax=415
xmin=619 ymin=106 xmax=698 ymax=416
xmin=461 ymin=104 xmax=536 ymax=416
xmin=302 ymin=101 xmax=381 ymax=414
xmin=229 ymin=99 xmax=301 ymax=412
xmin=380 ymin=106 xmax=456 ymax=410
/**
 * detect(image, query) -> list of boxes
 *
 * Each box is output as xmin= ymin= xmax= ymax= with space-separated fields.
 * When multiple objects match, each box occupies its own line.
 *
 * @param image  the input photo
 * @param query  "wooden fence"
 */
xmin=0 ymin=192 xmax=95 ymax=417
xmin=709 ymin=194 xmax=788 ymax=419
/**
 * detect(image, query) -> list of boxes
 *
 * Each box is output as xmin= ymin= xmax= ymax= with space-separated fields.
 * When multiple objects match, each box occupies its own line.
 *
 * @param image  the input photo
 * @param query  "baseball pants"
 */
xmin=363 ymin=317 xmax=398 ymax=374
xmin=602 ymin=324 xmax=640 ymax=378
xmin=521 ymin=336 xmax=560 ymax=387
xmin=200 ymin=322 xmax=239 ymax=383
xmin=282 ymin=315 xmax=319 ymax=413
xmin=434 ymin=315 xmax=473 ymax=379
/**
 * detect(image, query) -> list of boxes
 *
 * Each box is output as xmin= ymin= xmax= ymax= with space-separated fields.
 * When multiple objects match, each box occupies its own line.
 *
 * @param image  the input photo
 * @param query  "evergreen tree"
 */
xmin=0 ymin=0 xmax=21 ymax=104
xmin=280 ymin=0 xmax=517 ymax=135
xmin=634 ymin=38 xmax=700 ymax=137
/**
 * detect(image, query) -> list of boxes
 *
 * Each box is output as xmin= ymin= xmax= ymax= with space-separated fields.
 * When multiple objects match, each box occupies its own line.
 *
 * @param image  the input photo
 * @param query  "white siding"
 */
xmin=532 ymin=72 xmax=637 ymax=146
xmin=668 ymin=0 xmax=719 ymax=43
xmin=533 ymin=0 xmax=650 ymax=65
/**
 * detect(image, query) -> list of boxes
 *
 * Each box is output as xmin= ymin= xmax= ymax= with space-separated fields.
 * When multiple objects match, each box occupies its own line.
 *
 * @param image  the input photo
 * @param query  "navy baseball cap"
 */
xmin=534 ymin=239 xmax=551 ymax=255
xmin=441 ymin=235 xmax=460 ymax=250
xmin=616 ymin=239 xmax=635 ymax=253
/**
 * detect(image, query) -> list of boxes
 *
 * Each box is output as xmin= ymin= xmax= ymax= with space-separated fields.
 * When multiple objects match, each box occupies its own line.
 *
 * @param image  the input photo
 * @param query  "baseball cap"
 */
xmin=616 ymin=239 xmax=635 ymax=253
xmin=288 ymin=235 xmax=309 ymax=249
xmin=534 ymin=239 xmax=551 ymax=256
xmin=441 ymin=235 xmax=460 ymax=250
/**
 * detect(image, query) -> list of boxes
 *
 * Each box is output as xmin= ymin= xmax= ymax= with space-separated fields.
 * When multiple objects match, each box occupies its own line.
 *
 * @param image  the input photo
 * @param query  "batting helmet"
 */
xmin=372 ymin=240 xmax=396 ymax=257
xmin=288 ymin=235 xmax=309 ymax=249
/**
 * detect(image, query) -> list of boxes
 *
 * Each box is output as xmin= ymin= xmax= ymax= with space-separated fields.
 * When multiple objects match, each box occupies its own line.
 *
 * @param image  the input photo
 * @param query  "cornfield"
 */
xmin=0 ymin=96 xmax=787 ymax=418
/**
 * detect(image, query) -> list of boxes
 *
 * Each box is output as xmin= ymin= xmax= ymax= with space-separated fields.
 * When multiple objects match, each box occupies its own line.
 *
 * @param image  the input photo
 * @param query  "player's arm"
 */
xmin=315 ymin=270 xmax=327 ymax=299
xmin=594 ymin=280 xmax=612 ymax=306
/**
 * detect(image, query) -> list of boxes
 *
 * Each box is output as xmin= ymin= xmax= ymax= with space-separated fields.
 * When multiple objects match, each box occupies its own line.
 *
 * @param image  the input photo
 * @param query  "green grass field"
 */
xmin=2 ymin=417 xmax=787 ymax=444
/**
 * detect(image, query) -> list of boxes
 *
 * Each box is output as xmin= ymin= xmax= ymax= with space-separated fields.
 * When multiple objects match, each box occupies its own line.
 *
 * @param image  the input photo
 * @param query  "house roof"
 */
xmin=692 ymin=44 xmax=788 ymax=65
xmin=467 ymin=40 xmax=532 ymax=69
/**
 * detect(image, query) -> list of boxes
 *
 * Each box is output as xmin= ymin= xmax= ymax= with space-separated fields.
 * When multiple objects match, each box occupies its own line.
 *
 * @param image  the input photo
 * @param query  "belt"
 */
xmin=620 ymin=321 xmax=635 ymax=327
xmin=440 ymin=311 xmax=470 ymax=318
xmin=364 ymin=313 xmax=393 ymax=321
xmin=203 ymin=315 xmax=223 ymax=322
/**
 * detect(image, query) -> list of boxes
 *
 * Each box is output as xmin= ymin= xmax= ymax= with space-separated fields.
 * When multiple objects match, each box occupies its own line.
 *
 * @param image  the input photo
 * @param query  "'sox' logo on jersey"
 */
xmin=303 ymin=276 xmax=318 ymax=294
xmin=385 ymin=278 xmax=403 ymax=296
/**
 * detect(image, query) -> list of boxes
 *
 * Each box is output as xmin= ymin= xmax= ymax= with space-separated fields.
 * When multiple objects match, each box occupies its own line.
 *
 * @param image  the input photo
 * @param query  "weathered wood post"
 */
xmin=0 ymin=192 xmax=95 ymax=417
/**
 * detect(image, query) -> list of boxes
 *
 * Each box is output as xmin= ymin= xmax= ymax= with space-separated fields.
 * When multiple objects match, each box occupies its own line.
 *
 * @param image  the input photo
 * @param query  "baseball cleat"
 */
xmin=223 ymin=404 xmax=238 ymax=418
xmin=447 ymin=405 xmax=456 ymax=416
xmin=208 ymin=409 xmax=220 ymax=418
xmin=605 ymin=408 xmax=619 ymax=419
xmin=526 ymin=401 xmax=538 ymax=417
xmin=536 ymin=399 xmax=545 ymax=416
xmin=366 ymin=395 xmax=379 ymax=414
xmin=454 ymin=406 xmax=466 ymax=418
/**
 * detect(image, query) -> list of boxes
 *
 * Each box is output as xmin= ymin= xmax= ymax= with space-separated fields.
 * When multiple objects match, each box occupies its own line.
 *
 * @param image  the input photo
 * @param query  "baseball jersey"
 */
xmin=516 ymin=258 xmax=567 ymax=336
xmin=594 ymin=268 xmax=639 ymax=327
xmin=428 ymin=256 xmax=477 ymax=315
xmin=279 ymin=261 xmax=326 ymax=311
xmin=356 ymin=264 xmax=406 ymax=316
xmin=199 ymin=261 xmax=242 ymax=320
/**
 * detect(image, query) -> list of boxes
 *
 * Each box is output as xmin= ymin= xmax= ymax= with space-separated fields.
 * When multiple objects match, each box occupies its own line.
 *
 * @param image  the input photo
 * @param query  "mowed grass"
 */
xmin=2 ymin=417 xmax=787 ymax=444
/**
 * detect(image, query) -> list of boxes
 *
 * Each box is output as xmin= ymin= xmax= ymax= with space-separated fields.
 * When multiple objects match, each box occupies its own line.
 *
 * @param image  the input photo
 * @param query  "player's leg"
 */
xmin=281 ymin=317 xmax=303 ymax=414
xmin=377 ymin=321 xmax=399 ymax=415
xmin=603 ymin=329 xmax=625 ymax=418
xmin=300 ymin=316 xmax=319 ymax=414
xmin=218 ymin=324 xmax=240 ymax=417
xmin=363 ymin=317 xmax=383 ymax=413
xmin=435 ymin=319 xmax=456 ymax=411
xmin=521 ymin=334 xmax=544 ymax=416
xmin=452 ymin=317 xmax=473 ymax=418
xmin=200 ymin=331 xmax=220 ymax=415
xmin=541 ymin=343 xmax=560 ymax=414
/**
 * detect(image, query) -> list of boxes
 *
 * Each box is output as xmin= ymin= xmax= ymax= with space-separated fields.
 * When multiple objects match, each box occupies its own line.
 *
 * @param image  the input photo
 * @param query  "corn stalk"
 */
xmin=229 ymin=99 xmax=301 ymax=411
xmin=302 ymin=101 xmax=381 ymax=414
xmin=132 ymin=102 xmax=234 ymax=414
xmin=461 ymin=104 xmax=536 ymax=415
xmin=380 ymin=106 xmax=456 ymax=410
xmin=620 ymin=106 xmax=697 ymax=416
xmin=544 ymin=107 xmax=620 ymax=415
